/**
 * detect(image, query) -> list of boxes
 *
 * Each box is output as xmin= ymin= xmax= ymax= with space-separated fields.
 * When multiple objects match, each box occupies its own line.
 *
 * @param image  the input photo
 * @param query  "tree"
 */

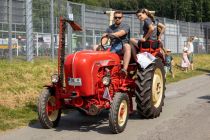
xmin=32 ymin=0 xmax=210 ymax=24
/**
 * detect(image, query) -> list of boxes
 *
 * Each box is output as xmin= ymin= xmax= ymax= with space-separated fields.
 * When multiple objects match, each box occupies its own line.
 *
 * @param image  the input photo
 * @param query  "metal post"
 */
xmin=163 ymin=18 xmax=167 ymax=49
xmin=41 ymin=18 xmax=44 ymax=33
xmin=36 ymin=32 xmax=39 ymax=56
xmin=93 ymin=29 xmax=96 ymax=45
xmin=1 ymin=24 xmax=3 ymax=39
xmin=188 ymin=22 xmax=191 ymax=37
xmin=51 ymin=0 xmax=55 ymax=60
xmin=55 ymin=17 xmax=58 ymax=50
xmin=177 ymin=20 xmax=179 ymax=53
xmin=131 ymin=15 xmax=135 ymax=37
xmin=67 ymin=2 xmax=72 ymax=54
xmin=81 ymin=4 xmax=86 ymax=49
xmin=17 ymin=39 xmax=19 ymax=56
xmin=106 ymin=11 xmax=114 ymax=26
xmin=14 ymin=24 xmax=16 ymax=38
xmin=56 ymin=17 xmax=58 ymax=34
xmin=206 ymin=27 xmax=209 ymax=53
xmin=8 ymin=0 xmax=12 ymax=60
xmin=15 ymin=24 xmax=18 ymax=56
xmin=58 ymin=0 xmax=62 ymax=16
xmin=26 ymin=0 xmax=33 ymax=62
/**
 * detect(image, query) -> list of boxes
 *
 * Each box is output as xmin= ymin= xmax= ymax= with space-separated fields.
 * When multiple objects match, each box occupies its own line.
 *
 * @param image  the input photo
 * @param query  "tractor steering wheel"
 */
xmin=100 ymin=34 xmax=123 ymax=51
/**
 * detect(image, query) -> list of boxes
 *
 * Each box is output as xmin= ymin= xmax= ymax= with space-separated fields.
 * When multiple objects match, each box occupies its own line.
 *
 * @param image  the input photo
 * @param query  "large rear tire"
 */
xmin=38 ymin=87 xmax=61 ymax=128
xmin=135 ymin=58 xmax=165 ymax=118
xmin=109 ymin=92 xmax=129 ymax=134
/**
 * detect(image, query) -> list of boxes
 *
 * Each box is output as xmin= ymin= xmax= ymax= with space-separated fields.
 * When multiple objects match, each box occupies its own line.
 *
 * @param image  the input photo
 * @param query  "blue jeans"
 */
xmin=110 ymin=43 xmax=123 ymax=54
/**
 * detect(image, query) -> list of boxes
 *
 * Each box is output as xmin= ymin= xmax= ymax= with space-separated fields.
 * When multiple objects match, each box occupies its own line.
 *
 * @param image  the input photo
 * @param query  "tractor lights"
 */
xmin=51 ymin=74 xmax=59 ymax=83
xmin=102 ymin=76 xmax=111 ymax=86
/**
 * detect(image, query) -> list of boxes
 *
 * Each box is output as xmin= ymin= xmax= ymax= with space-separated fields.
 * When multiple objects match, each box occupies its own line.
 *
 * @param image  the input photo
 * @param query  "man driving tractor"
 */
xmin=94 ymin=10 xmax=131 ymax=75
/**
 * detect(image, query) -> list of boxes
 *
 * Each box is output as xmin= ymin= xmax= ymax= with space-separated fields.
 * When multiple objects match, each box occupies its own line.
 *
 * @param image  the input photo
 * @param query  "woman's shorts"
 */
xmin=188 ymin=53 xmax=193 ymax=63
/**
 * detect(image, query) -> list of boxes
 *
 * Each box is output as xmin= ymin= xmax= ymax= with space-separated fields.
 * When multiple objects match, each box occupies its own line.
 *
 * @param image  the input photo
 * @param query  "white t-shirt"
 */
xmin=187 ymin=42 xmax=194 ymax=53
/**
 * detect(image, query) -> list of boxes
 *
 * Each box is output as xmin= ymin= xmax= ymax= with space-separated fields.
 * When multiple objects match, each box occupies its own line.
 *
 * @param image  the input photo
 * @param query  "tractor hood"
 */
xmin=64 ymin=50 xmax=120 ymax=96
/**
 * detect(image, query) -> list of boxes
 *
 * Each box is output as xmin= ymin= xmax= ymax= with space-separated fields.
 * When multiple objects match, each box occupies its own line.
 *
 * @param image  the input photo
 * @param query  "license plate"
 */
xmin=68 ymin=78 xmax=82 ymax=86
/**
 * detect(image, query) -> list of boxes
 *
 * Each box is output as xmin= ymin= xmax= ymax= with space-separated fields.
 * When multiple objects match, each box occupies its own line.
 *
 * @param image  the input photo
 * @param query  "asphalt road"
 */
xmin=1 ymin=74 xmax=210 ymax=140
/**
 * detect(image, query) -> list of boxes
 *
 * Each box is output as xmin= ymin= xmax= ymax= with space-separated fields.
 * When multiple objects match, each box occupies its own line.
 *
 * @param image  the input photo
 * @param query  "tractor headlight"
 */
xmin=51 ymin=74 xmax=59 ymax=83
xmin=102 ymin=76 xmax=111 ymax=86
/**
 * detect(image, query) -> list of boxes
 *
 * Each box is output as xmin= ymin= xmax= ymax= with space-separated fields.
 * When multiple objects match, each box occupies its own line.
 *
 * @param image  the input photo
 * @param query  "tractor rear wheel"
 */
xmin=109 ymin=92 xmax=129 ymax=134
xmin=38 ymin=87 xmax=61 ymax=128
xmin=135 ymin=58 xmax=165 ymax=118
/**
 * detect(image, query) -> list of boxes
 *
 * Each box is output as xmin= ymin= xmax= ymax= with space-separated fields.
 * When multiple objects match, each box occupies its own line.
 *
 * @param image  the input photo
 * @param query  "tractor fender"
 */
xmin=136 ymin=52 xmax=156 ymax=69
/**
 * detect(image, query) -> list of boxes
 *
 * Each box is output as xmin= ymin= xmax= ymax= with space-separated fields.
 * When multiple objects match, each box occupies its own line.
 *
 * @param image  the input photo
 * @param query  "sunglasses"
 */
xmin=114 ymin=16 xmax=122 ymax=19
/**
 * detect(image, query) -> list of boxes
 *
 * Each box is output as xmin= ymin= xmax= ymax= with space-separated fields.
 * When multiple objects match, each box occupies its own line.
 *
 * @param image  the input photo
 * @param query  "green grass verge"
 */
xmin=0 ymin=103 xmax=37 ymax=131
xmin=166 ymin=54 xmax=210 ymax=83
xmin=0 ymin=54 xmax=210 ymax=131
xmin=0 ymin=57 xmax=56 ymax=131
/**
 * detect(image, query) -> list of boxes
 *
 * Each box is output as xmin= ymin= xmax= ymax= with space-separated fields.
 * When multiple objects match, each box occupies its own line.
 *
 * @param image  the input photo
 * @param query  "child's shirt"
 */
xmin=165 ymin=55 xmax=173 ymax=67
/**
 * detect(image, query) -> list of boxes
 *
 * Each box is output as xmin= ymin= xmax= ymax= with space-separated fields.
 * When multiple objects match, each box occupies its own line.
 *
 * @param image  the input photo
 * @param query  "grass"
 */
xmin=0 ymin=57 xmax=57 ymax=131
xmin=0 ymin=57 xmax=57 ymax=108
xmin=0 ymin=103 xmax=37 ymax=131
xmin=0 ymin=54 xmax=210 ymax=131
xmin=166 ymin=54 xmax=210 ymax=83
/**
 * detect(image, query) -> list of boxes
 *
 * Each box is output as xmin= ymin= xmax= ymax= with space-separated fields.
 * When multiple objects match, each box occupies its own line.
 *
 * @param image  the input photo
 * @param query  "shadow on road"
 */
xmin=198 ymin=95 xmax=210 ymax=103
xmin=196 ymin=68 xmax=210 ymax=75
xmin=28 ymin=110 xmax=143 ymax=134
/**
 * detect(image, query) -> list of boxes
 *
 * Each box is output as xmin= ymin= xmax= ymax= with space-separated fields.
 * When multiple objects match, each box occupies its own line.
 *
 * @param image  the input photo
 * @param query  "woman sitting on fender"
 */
xmin=130 ymin=8 xmax=166 ymax=61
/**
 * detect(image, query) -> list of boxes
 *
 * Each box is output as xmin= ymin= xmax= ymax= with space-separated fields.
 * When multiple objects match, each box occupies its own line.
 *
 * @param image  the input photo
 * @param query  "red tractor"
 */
xmin=38 ymin=16 xmax=166 ymax=134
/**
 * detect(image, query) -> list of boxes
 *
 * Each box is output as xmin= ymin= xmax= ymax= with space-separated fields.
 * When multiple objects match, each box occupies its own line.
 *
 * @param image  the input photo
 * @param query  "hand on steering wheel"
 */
xmin=100 ymin=34 xmax=123 ymax=51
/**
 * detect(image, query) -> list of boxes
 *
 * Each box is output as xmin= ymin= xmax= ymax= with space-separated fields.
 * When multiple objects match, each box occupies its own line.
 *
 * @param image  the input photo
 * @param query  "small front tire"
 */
xmin=109 ymin=92 xmax=129 ymax=134
xmin=38 ymin=87 xmax=61 ymax=129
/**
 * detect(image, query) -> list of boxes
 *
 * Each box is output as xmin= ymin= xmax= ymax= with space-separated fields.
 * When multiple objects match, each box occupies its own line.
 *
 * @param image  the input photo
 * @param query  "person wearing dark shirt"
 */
xmin=130 ymin=8 xmax=166 ymax=61
xmin=129 ymin=9 xmax=155 ymax=61
xmin=94 ymin=11 xmax=131 ymax=75
xmin=130 ymin=9 xmax=156 ymax=46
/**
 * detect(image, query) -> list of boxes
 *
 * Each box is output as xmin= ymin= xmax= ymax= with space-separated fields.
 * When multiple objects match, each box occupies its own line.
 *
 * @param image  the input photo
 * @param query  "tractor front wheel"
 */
xmin=38 ymin=87 xmax=61 ymax=128
xmin=109 ymin=92 xmax=129 ymax=134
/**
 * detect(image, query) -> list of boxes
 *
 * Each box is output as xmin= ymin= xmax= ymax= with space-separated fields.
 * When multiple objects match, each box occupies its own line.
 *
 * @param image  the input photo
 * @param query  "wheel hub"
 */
xmin=152 ymin=68 xmax=163 ymax=108
xmin=118 ymin=100 xmax=128 ymax=127
xmin=47 ymin=96 xmax=59 ymax=121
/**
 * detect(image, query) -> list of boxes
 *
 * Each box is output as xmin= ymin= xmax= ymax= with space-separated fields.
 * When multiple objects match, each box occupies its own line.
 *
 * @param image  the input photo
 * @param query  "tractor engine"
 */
xmin=63 ymin=50 xmax=121 ymax=114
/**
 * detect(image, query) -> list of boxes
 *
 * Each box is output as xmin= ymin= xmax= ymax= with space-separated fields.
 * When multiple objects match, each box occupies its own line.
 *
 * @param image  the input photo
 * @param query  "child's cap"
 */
xmin=183 ymin=47 xmax=188 ymax=52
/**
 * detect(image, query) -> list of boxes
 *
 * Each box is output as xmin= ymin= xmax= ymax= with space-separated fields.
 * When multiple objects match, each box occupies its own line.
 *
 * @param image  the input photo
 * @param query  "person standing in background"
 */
xmin=164 ymin=49 xmax=175 ymax=78
xmin=181 ymin=47 xmax=191 ymax=72
xmin=186 ymin=36 xmax=195 ymax=70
